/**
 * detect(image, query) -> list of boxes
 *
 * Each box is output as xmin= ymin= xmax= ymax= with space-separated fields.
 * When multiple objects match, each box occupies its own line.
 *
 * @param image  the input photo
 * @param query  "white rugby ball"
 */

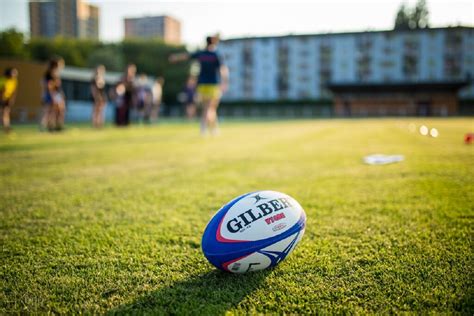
xmin=201 ymin=190 xmax=306 ymax=273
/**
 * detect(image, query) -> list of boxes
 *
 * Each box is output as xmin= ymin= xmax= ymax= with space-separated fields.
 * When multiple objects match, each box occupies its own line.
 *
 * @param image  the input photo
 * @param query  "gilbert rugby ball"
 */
xmin=202 ymin=190 xmax=306 ymax=273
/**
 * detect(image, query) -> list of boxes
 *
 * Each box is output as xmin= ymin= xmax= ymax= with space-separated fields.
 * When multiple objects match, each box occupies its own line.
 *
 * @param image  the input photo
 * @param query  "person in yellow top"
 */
xmin=0 ymin=68 xmax=18 ymax=133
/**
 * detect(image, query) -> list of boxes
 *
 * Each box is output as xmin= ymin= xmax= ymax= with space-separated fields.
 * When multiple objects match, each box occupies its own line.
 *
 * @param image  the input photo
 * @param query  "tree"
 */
xmin=412 ymin=0 xmax=429 ymax=29
xmin=87 ymin=45 xmax=124 ymax=72
xmin=394 ymin=4 xmax=411 ymax=30
xmin=27 ymin=37 xmax=100 ymax=67
xmin=0 ymin=28 xmax=28 ymax=59
xmin=394 ymin=0 xmax=430 ymax=30
xmin=121 ymin=39 xmax=189 ymax=103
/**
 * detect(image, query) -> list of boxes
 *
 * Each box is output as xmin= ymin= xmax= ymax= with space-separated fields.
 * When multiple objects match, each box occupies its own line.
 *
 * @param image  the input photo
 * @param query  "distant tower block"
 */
xmin=124 ymin=15 xmax=181 ymax=45
xmin=29 ymin=0 xmax=99 ymax=39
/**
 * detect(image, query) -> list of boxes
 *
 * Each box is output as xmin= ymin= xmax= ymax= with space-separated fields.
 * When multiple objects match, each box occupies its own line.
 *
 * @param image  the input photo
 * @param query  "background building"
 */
xmin=124 ymin=15 xmax=181 ymax=44
xmin=77 ymin=0 xmax=99 ymax=39
xmin=219 ymin=27 xmax=474 ymax=116
xmin=29 ymin=0 xmax=99 ymax=39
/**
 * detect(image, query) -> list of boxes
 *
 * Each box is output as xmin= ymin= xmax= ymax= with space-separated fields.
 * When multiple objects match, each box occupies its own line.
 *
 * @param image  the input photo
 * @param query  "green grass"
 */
xmin=1 ymin=118 xmax=473 ymax=314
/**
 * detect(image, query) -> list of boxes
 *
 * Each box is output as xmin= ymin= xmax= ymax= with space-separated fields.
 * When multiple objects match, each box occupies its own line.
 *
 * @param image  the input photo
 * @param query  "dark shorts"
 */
xmin=1 ymin=99 xmax=11 ymax=108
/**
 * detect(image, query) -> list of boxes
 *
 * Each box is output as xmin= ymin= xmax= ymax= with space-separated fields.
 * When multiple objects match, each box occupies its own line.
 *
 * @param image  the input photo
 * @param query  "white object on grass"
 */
xmin=364 ymin=154 xmax=404 ymax=165
xmin=430 ymin=128 xmax=439 ymax=138
xmin=419 ymin=125 xmax=429 ymax=136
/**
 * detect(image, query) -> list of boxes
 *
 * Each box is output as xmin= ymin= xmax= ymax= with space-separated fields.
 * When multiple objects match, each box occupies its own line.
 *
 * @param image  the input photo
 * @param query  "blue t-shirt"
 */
xmin=190 ymin=50 xmax=223 ymax=85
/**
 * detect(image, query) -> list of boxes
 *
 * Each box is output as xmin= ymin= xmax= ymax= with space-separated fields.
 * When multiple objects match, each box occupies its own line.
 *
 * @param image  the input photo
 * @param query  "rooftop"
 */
xmin=221 ymin=25 xmax=473 ymax=43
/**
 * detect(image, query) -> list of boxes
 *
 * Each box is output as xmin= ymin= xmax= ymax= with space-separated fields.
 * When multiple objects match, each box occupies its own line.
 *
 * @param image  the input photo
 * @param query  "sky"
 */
xmin=1 ymin=0 xmax=473 ymax=48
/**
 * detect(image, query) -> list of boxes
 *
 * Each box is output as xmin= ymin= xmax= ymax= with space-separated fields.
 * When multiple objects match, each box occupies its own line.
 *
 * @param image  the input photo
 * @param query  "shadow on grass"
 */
xmin=109 ymin=269 xmax=271 ymax=315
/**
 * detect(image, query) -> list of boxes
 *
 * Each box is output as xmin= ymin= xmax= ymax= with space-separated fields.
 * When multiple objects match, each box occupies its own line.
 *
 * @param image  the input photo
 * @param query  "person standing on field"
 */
xmin=169 ymin=35 xmax=229 ymax=135
xmin=115 ymin=64 xmax=136 ymax=126
xmin=149 ymin=76 xmax=164 ymax=123
xmin=136 ymin=73 xmax=151 ymax=124
xmin=90 ymin=65 xmax=107 ymax=128
xmin=40 ymin=57 xmax=65 ymax=132
xmin=0 ymin=68 xmax=19 ymax=133
xmin=183 ymin=76 xmax=197 ymax=120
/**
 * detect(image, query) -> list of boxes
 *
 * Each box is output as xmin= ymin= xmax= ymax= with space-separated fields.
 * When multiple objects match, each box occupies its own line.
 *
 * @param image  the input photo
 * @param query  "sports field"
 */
xmin=1 ymin=118 xmax=473 ymax=314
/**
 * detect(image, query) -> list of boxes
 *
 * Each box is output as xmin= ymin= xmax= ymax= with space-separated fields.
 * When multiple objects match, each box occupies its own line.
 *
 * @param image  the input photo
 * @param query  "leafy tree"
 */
xmin=0 ymin=28 xmax=28 ymax=59
xmin=394 ymin=4 xmax=411 ymax=30
xmin=412 ymin=0 xmax=429 ymax=29
xmin=394 ymin=0 xmax=430 ymax=30
xmin=121 ymin=39 xmax=189 ymax=102
xmin=28 ymin=37 xmax=100 ymax=67
xmin=87 ymin=45 xmax=124 ymax=72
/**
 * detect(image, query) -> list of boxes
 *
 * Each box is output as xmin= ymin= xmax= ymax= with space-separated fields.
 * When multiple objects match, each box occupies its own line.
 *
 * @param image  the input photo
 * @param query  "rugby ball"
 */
xmin=202 ymin=190 xmax=306 ymax=273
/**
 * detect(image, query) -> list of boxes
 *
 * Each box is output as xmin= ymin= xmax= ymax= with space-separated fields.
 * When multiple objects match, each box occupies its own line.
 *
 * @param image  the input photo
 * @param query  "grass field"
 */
xmin=1 ymin=118 xmax=473 ymax=314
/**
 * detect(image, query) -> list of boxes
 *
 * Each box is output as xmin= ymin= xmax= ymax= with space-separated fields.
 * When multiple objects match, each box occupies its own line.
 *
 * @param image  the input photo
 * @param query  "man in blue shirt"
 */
xmin=170 ymin=35 xmax=229 ymax=135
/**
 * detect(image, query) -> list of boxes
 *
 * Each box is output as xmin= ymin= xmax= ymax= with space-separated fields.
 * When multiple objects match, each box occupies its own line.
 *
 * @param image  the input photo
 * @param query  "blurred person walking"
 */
xmin=169 ymin=35 xmax=229 ymax=135
xmin=90 ymin=65 xmax=107 ymax=128
xmin=0 ymin=68 xmax=19 ymax=133
xmin=112 ymin=82 xmax=125 ymax=124
xmin=40 ymin=57 xmax=66 ymax=132
xmin=183 ymin=76 xmax=197 ymax=120
xmin=115 ymin=64 xmax=136 ymax=126
xmin=136 ymin=74 xmax=152 ymax=124
xmin=149 ymin=76 xmax=165 ymax=123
